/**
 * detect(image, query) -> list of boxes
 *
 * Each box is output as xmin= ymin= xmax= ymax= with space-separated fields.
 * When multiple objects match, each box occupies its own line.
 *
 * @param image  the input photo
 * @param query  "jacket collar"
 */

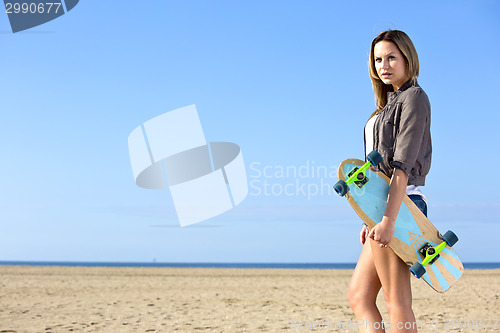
xmin=387 ymin=79 xmax=418 ymax=103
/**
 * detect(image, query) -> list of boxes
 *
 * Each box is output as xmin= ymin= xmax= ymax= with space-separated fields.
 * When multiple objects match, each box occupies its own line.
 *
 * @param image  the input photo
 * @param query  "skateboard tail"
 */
xmin=409 ymin=233 xmax=463 ymax=292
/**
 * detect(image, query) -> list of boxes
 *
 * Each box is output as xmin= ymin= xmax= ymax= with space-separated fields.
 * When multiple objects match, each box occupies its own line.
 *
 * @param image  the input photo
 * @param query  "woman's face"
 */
xmin=373 ymin=40 xmax=409 ymax=91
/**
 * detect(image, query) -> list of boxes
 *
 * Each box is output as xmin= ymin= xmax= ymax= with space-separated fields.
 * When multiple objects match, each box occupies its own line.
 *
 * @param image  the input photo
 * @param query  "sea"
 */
xmin=0 ymin=262 xmax=499 ymax=269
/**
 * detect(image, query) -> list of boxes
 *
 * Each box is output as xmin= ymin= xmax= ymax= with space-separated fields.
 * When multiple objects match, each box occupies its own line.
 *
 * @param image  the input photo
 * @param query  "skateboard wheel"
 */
xmin=442 ymin=230 xmax=458 ymax=247
xmin=410 ymin=262 xmax=426 ymax=279
xmin=333 ymin=180 xmax=349 ymax=197
xmin=367 ymin=150 xmax=383 ymax=166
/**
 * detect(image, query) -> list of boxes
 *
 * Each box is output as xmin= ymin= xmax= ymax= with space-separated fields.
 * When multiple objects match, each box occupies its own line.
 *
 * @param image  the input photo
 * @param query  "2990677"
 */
xmin=442 ymin=318 xmax=498 ymax=331
xmin=5 ymin=2 xmax=62 ymax=14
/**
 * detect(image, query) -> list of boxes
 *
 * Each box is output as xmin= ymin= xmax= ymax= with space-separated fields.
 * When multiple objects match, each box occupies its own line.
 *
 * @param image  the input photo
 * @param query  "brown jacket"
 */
xmin=365 ymin=79 xmax=432 ymax=186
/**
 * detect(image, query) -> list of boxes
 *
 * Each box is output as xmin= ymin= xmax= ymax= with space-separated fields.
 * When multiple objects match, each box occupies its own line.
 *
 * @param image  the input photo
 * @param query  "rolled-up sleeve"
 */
xmin=390 ymin=89 xmax=430 ymax=175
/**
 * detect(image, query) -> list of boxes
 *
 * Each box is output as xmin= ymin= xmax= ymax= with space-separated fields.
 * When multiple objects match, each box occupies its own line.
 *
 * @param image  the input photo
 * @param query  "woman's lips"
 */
xmin=381 ymin=73 xmax=392 ymax=78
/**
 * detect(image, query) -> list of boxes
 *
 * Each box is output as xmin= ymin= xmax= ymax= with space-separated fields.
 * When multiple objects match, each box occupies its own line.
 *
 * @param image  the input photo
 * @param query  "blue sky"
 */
xmin=0 ymin=0 xmax=499 ymax=263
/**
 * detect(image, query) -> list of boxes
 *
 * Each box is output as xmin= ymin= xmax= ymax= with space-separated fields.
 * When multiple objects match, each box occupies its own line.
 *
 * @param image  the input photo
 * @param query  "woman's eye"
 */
xmin=375 ymin=58 xmax=382 ymax=63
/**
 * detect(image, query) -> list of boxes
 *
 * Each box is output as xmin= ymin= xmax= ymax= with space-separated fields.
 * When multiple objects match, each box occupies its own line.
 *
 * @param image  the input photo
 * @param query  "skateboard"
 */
xmin=333 ymin=151 xmax=463 ymax=293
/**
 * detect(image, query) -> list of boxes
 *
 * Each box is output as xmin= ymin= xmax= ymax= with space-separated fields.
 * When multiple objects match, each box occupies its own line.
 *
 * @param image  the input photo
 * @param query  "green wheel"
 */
xmin=367 ymin=150 xmax=383 ymax=166
xmin=410 ymin=262 xmax=426 ymax=279
xmin=333 ymin=180 xmax=349 ymax=197
xmin=442 ymin=230 xmax=458 ymax=247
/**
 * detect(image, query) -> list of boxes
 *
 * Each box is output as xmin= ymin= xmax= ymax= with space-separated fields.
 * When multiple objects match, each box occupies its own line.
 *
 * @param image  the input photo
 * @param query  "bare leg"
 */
xmin=348 ymin=240 xmax=385 ymax=333
xmin=371 ymin=240 xmax=417 ymax=333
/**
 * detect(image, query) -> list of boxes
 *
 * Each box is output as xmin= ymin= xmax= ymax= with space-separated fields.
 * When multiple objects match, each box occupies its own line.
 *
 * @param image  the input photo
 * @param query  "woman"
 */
xmin=347 ymin=30 xmax=432 ymax=333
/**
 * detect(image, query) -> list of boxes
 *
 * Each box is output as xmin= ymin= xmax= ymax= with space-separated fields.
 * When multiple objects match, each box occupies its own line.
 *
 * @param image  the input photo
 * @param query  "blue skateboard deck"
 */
xmin=338 ymin=158 xmax=464 ymax=293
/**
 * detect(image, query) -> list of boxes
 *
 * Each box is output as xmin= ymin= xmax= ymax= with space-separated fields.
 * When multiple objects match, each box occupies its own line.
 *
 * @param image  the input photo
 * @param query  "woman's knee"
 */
xmin=384 ymin=296 xmax=412 ymax=317
xmin=347 ymin=284 xmax=377 ymax=310
xmin=347 ymin=285 xmax=358 ymax=308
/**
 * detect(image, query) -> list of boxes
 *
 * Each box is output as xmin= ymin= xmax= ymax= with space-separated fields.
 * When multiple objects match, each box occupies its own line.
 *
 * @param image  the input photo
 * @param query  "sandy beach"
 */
xmin=0 ymin=266 xmax=499 ymax=332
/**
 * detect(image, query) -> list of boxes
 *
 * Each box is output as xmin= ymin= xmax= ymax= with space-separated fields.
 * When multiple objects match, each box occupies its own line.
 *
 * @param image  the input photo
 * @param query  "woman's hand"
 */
xmin=368 ymin=217 xmax=395 ymax=247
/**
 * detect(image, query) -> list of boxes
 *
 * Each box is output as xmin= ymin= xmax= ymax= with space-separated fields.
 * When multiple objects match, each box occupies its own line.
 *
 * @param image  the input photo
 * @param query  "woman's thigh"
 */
xmin=349 ymin=239 xmax=382 ymax=302
xmin=370 ymin=239 xmax=412 ymax=309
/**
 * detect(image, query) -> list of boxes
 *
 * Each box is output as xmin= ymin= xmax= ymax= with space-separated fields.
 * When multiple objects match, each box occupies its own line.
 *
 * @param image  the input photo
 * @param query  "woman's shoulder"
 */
xmin=400 ymin=83 xmax=430 ymax=108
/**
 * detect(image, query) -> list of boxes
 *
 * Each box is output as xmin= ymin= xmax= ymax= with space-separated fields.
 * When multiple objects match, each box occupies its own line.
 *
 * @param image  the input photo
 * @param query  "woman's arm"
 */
xmin=368 ymin=168 xmax=409 ymax=247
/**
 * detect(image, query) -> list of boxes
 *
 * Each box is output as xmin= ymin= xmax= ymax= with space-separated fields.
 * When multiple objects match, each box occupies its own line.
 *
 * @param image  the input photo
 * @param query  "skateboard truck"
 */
xmin=419 ymin=242 xmax=445 ymax=265
xmin=410 ymin=230 xmax=459 ymax=279
xmin=333 ymin=150 xmax=383 ymax=197
xmin=347 ymin=167 xmax=369 ymax=189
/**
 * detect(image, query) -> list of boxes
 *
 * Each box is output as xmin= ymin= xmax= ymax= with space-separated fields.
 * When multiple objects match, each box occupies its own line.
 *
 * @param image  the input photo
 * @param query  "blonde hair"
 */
xmin=369 ymin=30 xmax=420 ymax=113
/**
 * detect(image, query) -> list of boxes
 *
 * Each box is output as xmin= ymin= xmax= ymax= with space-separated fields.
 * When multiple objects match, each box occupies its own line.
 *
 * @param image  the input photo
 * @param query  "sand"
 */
xmin=0 ymin=266 xmax=499 ymax=332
